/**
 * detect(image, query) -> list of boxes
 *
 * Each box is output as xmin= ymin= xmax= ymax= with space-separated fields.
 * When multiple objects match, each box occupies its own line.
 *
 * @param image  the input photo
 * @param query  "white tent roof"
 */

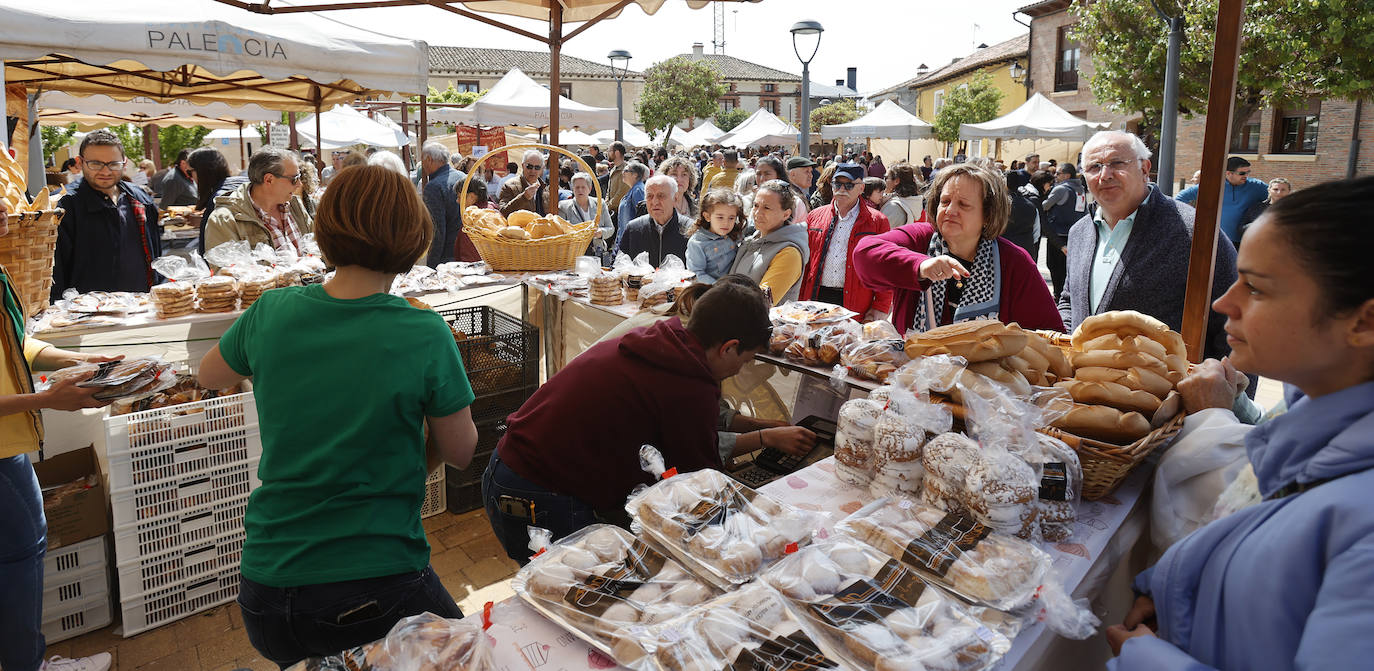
xmin=39 ymin=92 xmax=280 ymax=123
xmin=681 ymin=120 xmax=726 ymax=145
xmin=205 ymin=127 xmax=262 ymax=140
xmin=0 ymin=1 xmax=428 ymax=109
xmin=714 ymin=108 xmax=802 ymax=148
xmin=960 ymin=93 xmax=1111 ymax=141
xmin=294 ymin=105 xmax=410 ymax=149
xmin=592 ymin=121 xmax=653 ymax=147
xmin=431 ymin=68 xmax=619 ymax=128
xmin=821 ymin=100 xmax=933 ymax=140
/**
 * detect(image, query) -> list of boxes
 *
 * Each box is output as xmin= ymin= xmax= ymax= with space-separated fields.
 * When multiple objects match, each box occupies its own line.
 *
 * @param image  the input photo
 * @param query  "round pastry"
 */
xmin=559 ymin=546 xmax=599 ymax=571
xmin=582 ymin=526 xmax=626 ymax=563
xmin=844 ymin=622 xmax=907 ymax=665
xmin=798 ymin=554 xmax=842 ymax=595
xmin=921 ymin=474 xmax=967 ymax=515
xmin=528 ymin=563 xmax=577 ymax=599
xmin=873 ymin=414 xmax=925 ymax=464
xmin=835 ymin=459 xmax=873 ymax=487
xmin=718 ymin=543 xmax=763 ymax=578
xmin=922 ymin=432 xmax=980 ymax=483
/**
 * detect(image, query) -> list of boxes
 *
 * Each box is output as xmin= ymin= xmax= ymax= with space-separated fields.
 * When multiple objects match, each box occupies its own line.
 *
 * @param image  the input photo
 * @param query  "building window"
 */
xmin=560 ymin=83 xmax=573 ymax=99
xmin=1229 ymin=110 xmax=1261 ymax=153
xmin=1055 ymin=26 xmax=1080 ymax=92
xmin=763 ymin=83 xmax=776 ymax=93
xmin=729 ymin=82 xmax=737 ymax=93
xmin=762 ymin=99 xmax=779 ymax=115
xmin=932 ymin=89 xmax=945 ymax=115
xmin=721 ymin=98 xmax=738 ymax=111
xmin=453 ymin=80 xmax=480 ymax=93
xmin=1273 ymin=99 xmax=1319 ymax=154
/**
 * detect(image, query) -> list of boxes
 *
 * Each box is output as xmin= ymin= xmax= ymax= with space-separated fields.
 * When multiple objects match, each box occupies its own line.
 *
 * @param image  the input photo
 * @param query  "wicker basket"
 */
xmin=461 ymin=144 xmax=602 ymax=272
xmin=0 ymin=209 xmax=62 ymax=318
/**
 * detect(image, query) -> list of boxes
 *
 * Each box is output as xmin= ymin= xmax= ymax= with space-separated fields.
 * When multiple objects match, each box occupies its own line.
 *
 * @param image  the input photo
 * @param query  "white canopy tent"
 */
xmin=678 ymin=120 xmax=726 ymax=146
xmin=430 ymin=68 xmax=619 ymax=129
xmin=294 ymin=105 xmax=411 ymax=149
xmin=714 ymin=108 xmax=803 ymax=148
xmin=555 ymin=128 xmax=600 ymax=146
xmin=821 ymin=100 xmax=933 ymax=140
xmin=205 ymin=127 xmax=262 ymax=142
xmin=592 ymin=121 xmax=653 ymax=147
xmin=959 ymin=93 xmax=1111 ymax=141
xmin=38 ymin=92 xmax=280 ymax=124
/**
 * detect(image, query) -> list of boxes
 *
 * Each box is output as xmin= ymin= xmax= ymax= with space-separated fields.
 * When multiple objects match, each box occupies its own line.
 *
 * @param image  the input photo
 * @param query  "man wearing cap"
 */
xmin=785 ymin=156 xmax=815 ymax=223
xmin=797 ymin=163 xmax=892 ymax=320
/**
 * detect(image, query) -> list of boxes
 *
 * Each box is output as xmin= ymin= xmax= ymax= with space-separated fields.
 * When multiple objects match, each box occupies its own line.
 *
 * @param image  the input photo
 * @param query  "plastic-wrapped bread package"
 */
xmin=628 ymin=446 xmax=820 ymax=588
xmin=511 ymin=524 xmax=719 ymax=666
xmin=835 ymin=498 xmax=1049 ymax=612
xmin=921 ymin=432 xmax=980 ymax=515
xmin=868 ymin=387 xmax=931 ymax=500
xmin=284 ymin=612 xmax=493 ymax=671
xmin=645 ymin=582 xmax=843 ymax=671
xmin=761 ymin=538 xmax=1010 ymax=671
xmin=836 ymin=338 xmax=910 ymax=383
xmin=835 ymin=398 xmax=883 ymax=487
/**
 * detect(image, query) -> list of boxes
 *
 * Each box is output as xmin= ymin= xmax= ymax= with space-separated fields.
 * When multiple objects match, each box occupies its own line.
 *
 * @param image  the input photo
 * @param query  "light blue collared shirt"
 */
xmin=1090 ymin=206 xmax=1138 ymax=313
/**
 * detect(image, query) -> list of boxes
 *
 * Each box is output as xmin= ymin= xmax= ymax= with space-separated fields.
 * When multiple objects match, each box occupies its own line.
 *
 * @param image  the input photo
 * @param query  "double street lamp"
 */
xmin=608 ymin=49 xmax=632 ymax=143
xmin=791 ymin=20 xmax=824 ymax=159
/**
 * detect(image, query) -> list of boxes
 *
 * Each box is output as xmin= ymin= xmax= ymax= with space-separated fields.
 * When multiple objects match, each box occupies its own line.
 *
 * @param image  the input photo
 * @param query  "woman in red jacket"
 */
xmin=853 ymin=162 xmax=1064 ymax=334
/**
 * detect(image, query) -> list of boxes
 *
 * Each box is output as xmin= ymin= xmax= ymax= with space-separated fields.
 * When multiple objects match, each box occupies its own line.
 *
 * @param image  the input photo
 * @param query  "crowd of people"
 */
xmin=6 ymin=121 xmax=1368 ymax=671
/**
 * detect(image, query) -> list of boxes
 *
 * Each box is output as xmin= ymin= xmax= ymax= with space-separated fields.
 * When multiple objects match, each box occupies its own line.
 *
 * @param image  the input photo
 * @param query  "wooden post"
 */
xmin=420 ymin=95 xmax=429 ymax=186
xmin=547 ymin=4 xmax=563 ymax=214
xmin=1181 ymin=0 xmax=1246 ymax=362
xmin=314 ymin=91 xmax=324 ymax=160
xmin=400 ymin=101 xmax=411 ymax=167
xmin=288 ymin=112 xmax=299 ymax=151
xmin=237 ymin=121 xmax=246 ymax=171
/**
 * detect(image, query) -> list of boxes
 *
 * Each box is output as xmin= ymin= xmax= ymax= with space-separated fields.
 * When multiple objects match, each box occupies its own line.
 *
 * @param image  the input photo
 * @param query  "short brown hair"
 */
xmin=686 ymin=279 xmax=771 ymax=351
xmin=79 ymin=129 xmax=124 ymax=158
xmin=314 ymin=165 xmax=432 ymax=274
xmin=691 ymin=187 xmax=746 ymax=241
xmin=924 ymin=163 xmax=1011 ymax=240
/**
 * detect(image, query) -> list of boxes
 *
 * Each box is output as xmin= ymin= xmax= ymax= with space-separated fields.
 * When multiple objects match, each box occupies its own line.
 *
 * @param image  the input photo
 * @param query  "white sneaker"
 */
xmin=38 ymin=653 xmax=113 ymax=671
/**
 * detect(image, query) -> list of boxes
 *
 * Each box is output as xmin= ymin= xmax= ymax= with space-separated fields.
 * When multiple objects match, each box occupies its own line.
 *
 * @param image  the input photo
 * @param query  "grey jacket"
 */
xmin=558 ymin=197 xmax=613 ymax=255
xmin=1057 ymin=185 xmax=1237 ymax=360
xmin=729 ymin=222 xmax=810 ymax=304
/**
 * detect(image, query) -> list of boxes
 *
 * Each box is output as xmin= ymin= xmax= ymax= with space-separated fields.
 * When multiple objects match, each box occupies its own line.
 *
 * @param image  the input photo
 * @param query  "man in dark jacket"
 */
xmin=481 ymin=281 xmax=774 ymax=562
xmin=1059 ymin=131 xmax=1236 ymax=360
xmin=1041 ymin=163 xmax=1086 ymax=298
xmin=618 ymin=175 xmax=691 ymax=266
xmin=420 ymin=142 xmax=465 ymax=267
xmin=53 ymin=130 xmax=162 ymax=301
xmin=158 ymin=149 xmax=198 ymax=208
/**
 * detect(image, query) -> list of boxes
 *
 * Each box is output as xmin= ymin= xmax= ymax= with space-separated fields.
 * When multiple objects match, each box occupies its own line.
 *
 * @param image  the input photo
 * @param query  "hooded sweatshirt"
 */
xmin=729 ymin=222 xmax=810 ymax=304
xmin=496 ymin=318 xmax=722 ymax=512
xmin=1112 ymin=381 xmax=1374 ymax=671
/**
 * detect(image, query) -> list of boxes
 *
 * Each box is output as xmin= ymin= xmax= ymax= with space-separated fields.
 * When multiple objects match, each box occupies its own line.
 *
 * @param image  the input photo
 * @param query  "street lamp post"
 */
xmin=608 ymin=49 xmax=632 ymax=143
xmin=790 ymin=20 xmax=824 ymax=159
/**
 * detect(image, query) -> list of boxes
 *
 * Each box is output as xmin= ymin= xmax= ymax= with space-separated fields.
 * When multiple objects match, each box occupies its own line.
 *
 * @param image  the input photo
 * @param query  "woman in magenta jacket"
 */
xmin=853 ymin=162 xmax=1064 ymax=334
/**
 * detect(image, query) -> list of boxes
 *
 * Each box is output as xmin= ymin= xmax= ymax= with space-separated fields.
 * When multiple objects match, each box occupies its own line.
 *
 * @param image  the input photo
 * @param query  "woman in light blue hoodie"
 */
xmin=685 ymin=188 xmax=745 ymax=284
xmin=1107 ymin=176 xmax=1374 ymax=671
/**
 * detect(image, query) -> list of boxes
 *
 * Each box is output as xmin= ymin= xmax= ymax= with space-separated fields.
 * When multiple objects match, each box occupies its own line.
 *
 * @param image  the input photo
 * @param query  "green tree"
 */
xmin=637 ymin=56 xmax=727 ymax=145
xmin=810 ymin=99 xmax=861 ymax=128
xmin=408 ymin=84 xmax=485 ymax=131
xmin=108 ymin=125 xmax=144 ymax=162
xmin=40 ymin=124 xmax=78 ymax=165
xmin=1073 ymin=0 xmax=1374 ymax=144
xmin=932 ymin=72 xmax=1005 ymax=145
xmin=158 ymin=126 xmax=212 ymax=166
xmin=714 ymin=108 xmax=749 ymax=132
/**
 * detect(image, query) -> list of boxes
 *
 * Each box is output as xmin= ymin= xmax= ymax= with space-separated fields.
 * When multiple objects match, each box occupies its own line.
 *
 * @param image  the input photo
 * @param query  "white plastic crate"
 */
xmin=117 ymin=528 xmax=245 ymax=599
xmin=113 ymin=492 xmax=249 ymax=563
xmin=107 ymin=425 xmax=261 ymax=489
xmin=120 ymin=563 xmax=241 ymax=637
xmin=42 ymin=588 xmax=111 ymax=644
xmin=421 ymin=469 xmax=445 ymax=519
xmin=43 ymin=561 xmax=109 ymax=609
xmin=43 ymin=536 xmax=106 ymax=581
xmin=106 ymin=392 xmax=257 ymax=455
xmin=110 ymin=457 xmax=259 ymax=529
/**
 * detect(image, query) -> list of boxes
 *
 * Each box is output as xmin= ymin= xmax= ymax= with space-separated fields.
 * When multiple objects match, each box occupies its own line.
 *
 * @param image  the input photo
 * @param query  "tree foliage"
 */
xmin=158 ymin=126 xmax=212 ymax=166
xmin=932 ymin=72 xmax=1005 ymax=145
xmin=416 ymin=83 xmax=486 ymax=107
xmin=1073 ymin=0 xmax=1374 ymax=136
xmin=714 ymin=108 xmax=750 ymax=132
xmin=108 ymin=125 xmax=144 ymax=162
xmin=810 ymin=99 xmax=861 ymax=128
xmin=40 ymin=124 xmax=78 ymax=165
xmin=637 ymin=56 xmax=727 ymax=146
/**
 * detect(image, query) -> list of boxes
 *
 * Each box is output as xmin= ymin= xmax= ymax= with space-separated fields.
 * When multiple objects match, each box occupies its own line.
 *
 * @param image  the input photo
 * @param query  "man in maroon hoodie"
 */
xmin=481 ymin=282 xmax=774 ymax=562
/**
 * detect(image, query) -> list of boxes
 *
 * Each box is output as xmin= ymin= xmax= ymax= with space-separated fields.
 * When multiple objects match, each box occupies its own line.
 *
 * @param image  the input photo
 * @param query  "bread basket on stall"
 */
xmin=460 ymin=143 xmax=600 ymax=271
xmin=0 ymin=208 xmax=63 ymax=318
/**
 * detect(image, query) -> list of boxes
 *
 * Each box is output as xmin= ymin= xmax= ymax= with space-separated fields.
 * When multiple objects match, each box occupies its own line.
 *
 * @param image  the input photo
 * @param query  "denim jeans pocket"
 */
xmin=302 ymin=574 xmax=430 ymax=655
xmin=237 ymin=578 xmax=297 ymax=666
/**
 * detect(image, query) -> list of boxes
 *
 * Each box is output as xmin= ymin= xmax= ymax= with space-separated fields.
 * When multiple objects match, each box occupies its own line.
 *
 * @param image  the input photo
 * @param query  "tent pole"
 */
xmin=313 ymin=88 xmax=323 ymax=162
xmin=400 ymin=101 xmax=411 ymax=167
xmin=1181 ymin=0 xmax=1245 ymax=362
xmin=237 ymin=121 xmax=246 ymax=171
xmin=420 ymin=95 xmax=428 ymax=172
xmin=546 ymin=4 xmax=563 ymax=214
xmin=288 ymin=112 xmax=299 ymax=152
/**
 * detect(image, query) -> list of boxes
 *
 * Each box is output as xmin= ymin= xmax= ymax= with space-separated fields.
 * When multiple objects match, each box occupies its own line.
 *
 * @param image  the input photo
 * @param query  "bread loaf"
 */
xmin=1073 ymin=365 xmax=1174 ymax=399
xmin=1081 ymin=333 xmax=1167 ymax=360
xmin=1069 ymin=349 xmax=1169 ymax=378
xmin=904 ymin=319 xmax=1028 ymax=363
xmin=966 ymin=361 xmax=1032 ymax=396
xmin=1072 ymin=310 xmax=1186 ymax=359
xmin=1054 ymin=379 xmax=1162 ymax=415
xmin=1051 ymin=403 xmax=1152 ymax=444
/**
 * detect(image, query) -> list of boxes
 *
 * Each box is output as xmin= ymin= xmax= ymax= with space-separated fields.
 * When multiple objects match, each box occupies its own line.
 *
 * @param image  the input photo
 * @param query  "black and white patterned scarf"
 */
xmin=913 ymin=232 xmax=1003 ymax=332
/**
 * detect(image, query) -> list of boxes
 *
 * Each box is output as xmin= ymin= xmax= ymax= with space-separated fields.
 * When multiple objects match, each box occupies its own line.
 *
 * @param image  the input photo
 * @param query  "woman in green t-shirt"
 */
xmin=200 ymin=165 xmax=479 ymax=667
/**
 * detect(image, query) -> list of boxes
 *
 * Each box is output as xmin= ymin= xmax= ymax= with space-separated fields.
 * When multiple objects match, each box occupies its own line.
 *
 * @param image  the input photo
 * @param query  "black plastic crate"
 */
xmin=445 ymin=419 xmax=506 ymax=514
xmin=437 ymin=306 xmax=539 ymax=399
xmin=469 ymin=385 xmax=536 ymax=425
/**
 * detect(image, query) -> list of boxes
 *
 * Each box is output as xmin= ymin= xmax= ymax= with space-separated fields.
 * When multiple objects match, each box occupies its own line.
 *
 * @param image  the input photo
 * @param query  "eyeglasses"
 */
xmin=523 ymin=163 xmax=543 ymax=171
xmin=272 ymin=172 xmax=303 ymax=185
xmin=1082 ymin=159 xmax=1136 ymax=176
xmin=831 ymin=179 xmax=860 ymax=191
xmin=83 ymin=159 xmax=126 ymax=173
xmin=1235 ymin=170 xmax=1251 ymax=177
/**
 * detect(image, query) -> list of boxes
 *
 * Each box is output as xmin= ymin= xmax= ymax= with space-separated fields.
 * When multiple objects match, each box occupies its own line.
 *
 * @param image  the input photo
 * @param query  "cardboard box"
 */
xmin=33 ymin=445 xmax=109 ymax=550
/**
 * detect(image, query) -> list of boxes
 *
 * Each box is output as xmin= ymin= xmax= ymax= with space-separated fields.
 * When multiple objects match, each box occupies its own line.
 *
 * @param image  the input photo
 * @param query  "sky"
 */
xmin=294 ymin=0 xmax=1035 ymax=95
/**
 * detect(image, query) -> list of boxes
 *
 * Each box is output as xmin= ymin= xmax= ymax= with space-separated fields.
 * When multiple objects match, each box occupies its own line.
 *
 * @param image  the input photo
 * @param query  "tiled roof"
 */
xmin=1017 ymin=0 xmax=1073 ymax=19
xmin=872 ymin=33 xmax=1029 ymax=97
xmin=428 ymin=46 xmax=642 ymax=79
xmin=676 ymin=53 xmax=801 ymax=82
xmin=809 ymin=81 xmax=861 ymax=98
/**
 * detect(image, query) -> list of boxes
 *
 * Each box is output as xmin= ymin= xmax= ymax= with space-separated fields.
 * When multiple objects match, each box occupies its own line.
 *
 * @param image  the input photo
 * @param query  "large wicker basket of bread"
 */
xmin=460 ymin=143 xmax=600 ymax=271
xmin=0 ymin=146 xmax=62 ymax=318
xmin=905 ymin=311 xmax=1189 ymax=500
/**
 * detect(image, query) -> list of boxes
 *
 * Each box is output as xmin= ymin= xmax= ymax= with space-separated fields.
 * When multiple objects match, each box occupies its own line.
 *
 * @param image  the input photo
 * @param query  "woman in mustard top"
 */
xmin=0 ymin=201 xmax=125 ymax=671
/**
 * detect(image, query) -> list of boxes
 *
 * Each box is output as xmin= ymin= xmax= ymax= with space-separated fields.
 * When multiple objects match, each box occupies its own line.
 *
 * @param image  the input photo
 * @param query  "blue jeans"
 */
xmin=237 ymin=566 xmax=462 ymax=669
xmin=480 ymin=450 xmax=609 ymax=565
xmin=0 ymin=453 xmax=47 ymax=671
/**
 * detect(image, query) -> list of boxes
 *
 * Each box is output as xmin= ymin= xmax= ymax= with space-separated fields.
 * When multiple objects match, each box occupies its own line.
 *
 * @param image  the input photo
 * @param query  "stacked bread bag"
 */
xmin=512 ymin=525 xmax=718 ymax=666
xmin=904 ymin=320 xmax=1071 ymax=400
xmin=1051 ymin=310 xmax=1186 ymax=444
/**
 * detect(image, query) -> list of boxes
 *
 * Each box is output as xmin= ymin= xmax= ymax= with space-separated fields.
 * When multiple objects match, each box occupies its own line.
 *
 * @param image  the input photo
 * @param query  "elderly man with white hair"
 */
xmin=419 ymin=141 xmax=466 ymax=267
xmin=498 ymin=149 xmax=554 ymax=217
xmin=617 ymin=174 xmax=691 ymax=267
xmin=1058 ymin=130 xmax=1237 ymax=359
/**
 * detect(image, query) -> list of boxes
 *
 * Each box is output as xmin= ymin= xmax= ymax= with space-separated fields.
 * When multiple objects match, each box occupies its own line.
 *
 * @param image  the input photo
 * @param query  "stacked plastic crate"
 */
xmin=438 ymin=306 xmax=539 ymax=514
xmin=41 ymin=536 xmax=113 ymax=643
xmin=104 ymin=393 xmax=262 ymax=636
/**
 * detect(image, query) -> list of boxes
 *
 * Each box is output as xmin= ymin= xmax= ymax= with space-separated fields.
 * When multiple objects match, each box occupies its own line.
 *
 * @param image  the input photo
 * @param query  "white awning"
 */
xmin=959 ymin=93 xmax=1110 ymax=141
xmin=294 ymin=105 xmax=411 ymax=149
xmin=38 ymin=92 xmax=280 ymax=123
xmin=430 ymin=68 xmax=619 ymax=129
xmin=592 ymin=121 xmax=653 ymax=147
xmin=714 ymin=109 xmax=802 ymax=148
xmin=821 ymin=100 xmax=933 ymax=140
